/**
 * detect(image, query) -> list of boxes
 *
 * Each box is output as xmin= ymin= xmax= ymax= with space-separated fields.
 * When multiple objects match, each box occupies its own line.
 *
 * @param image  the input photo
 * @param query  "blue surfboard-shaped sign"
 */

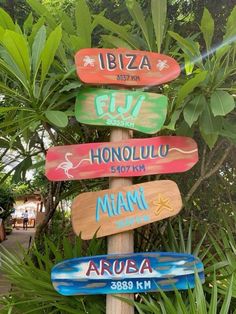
xmin=51 ymin=252 xmax=204 ymax=295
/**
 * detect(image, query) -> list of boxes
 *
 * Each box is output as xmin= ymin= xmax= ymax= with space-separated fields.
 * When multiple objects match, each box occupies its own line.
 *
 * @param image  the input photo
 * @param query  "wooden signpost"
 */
xmin=48 ymin=46 xmax=204 ymax=314
xmin=75 ymin=88 xmax=168 ymax=134
xmin=51 ymin=252 xmax=205 ymax=296
xmin=72 ymin=180 xmax=182 ymax=239
xmin=75 ymin=48 xmax=181 ymax=86
xmin=45 ymin=136 xmax=198 ymax=181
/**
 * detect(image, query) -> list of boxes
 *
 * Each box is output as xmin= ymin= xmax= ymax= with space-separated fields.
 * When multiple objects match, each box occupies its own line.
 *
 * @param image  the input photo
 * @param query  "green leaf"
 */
xmin=75 ymin=0 xmax=91 ymax=48
xmin=184 ymin=55 xmax=195 ymax=75
xmin=61 ymin=12 xmax=76 ymax=35
xmin=210 ymin=91 xmax=235 ymax=117
xmin=95 ymin=15 xmax=140 ymax=49
xmin=0 ymin=8 xmax=15 ymax=30
xmin=184 ymin=95 xmax=206 ymax=127
xmin=200 ymin=8 xmax=214 ymax=51
xmin=32 ymin=25 xmax=46 ymax=75
xmin=41 ymin=25 xmax=62 ymax=84
xmin=176 ymin=120 xmax=194 ymax=137
xmin=126 ymin=0 xmax=151 ymax=50
xmin=59 ymin=82 xmax=82 ymax=93
xmin=0 ymin=25 xmax=5 ymax=38
xmin=2 ymin=30 xmax=31 ymax=82
xmin=0 ymin=50 xmax=28 ymax=87
xmin=224 ymin=6 xmax=236 ymax=40
xmin=23 ymin=12 xmax=33 ymax=34
xmin=0 ymin=82 xmax=30 ymax=102
xmin=151 ymin=0 xmax=167 ymax=52
xmin=220 ymin=119 xmax=236 ymax=140
xmin=28 ymin=17 xmax=45 ymax=46
xmin=176 ymin=71 xmax=207 ymax=107
xmin=0 ymin=107 xmax=22 ymax=113
xmin=168 ymin=31 xmax=197 ymax=56
xmin=215 ymin=45 xmax=231 ymax=62
xmin=165 ymin=109 xmax=182 ymax=130
xmin=45 ymin=110 xmax=68 ymax=128
xmin=195 ymin=273 xmax=207 ymax=313
xmin=159 ymin=290 xmax=177 ymax=313
xmin=101 ymin=35 xmax=133 ymax=49
xmin=26 ymin=0 xmax=56 ymax=28
xmin=219 ymin=274 xmax=233 ymax=314
xmin=12 ymin=156 xmax=32 ymax=182
xmin=15 ymin=22 xmax=23 ymax=35
xmin=200 ymin=103 xmax=222 ymax=134
xmin=200 ymin=130 xmax=218 ymax=149
xmin=70 ymin=35 xmax=88 ymax=51
xmin=209 ymin=273 xmax=217 ymax=314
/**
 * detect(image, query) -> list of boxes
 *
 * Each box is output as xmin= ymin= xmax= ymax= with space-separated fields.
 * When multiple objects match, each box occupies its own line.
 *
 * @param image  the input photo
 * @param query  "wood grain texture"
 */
xmin=51 ymin=252 xmax=205 ymax=295
xmin=72 ymin=180 xmax=182 ymax=239
xmin=75 ymin=88 xmax=168 ymax=134
xmin=45 ymin=136 xmax=198 ymax=181
xmin=107 ymin=127 xmax=134 ymax=314
xmin=75 ymin=48 xmax=180 ymax=86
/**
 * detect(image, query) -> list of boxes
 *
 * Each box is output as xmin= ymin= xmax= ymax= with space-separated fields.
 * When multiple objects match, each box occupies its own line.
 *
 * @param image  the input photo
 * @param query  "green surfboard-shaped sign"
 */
xmin=75 ymin=88 xmax=167 ymax=134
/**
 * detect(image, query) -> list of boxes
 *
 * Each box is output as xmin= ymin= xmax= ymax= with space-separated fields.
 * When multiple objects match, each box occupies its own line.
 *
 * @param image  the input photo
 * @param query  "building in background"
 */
xmin=13 ymin=193 xmax=45 ymax=228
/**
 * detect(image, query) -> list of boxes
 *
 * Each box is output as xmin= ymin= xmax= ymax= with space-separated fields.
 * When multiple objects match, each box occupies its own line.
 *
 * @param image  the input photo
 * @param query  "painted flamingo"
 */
xmin=56 ymin=153 xmax=91 ymax=179
xmin=56 ymin=153 xmax=74 ymax=179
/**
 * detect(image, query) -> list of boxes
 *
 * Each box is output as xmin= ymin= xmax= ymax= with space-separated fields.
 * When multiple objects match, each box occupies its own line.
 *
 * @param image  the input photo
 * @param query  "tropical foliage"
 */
xmin=1 ymin=208 xmax=236 ymax=313
xmin=0 ymin=0 xmax=235 ymax=313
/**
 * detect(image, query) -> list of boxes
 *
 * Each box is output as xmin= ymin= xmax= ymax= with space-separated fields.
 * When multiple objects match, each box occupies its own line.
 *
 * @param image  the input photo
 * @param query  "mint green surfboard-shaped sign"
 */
xmin=75 ymin=88 xmax=167 ymax=134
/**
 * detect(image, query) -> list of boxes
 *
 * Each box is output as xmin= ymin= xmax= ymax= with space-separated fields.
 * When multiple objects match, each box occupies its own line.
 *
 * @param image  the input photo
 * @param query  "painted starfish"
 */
xmin=153 ymin=194 xmax=173 ymax=216
xmin=157 ymin=59 xmax=169 ymax=71
xmin=83 ymin=56 xmax=95 ymax=67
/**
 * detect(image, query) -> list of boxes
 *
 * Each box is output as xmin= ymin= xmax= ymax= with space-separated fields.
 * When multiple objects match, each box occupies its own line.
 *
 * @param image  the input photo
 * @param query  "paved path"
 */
xmin=0 ymin=228 xmax=35 ymax=295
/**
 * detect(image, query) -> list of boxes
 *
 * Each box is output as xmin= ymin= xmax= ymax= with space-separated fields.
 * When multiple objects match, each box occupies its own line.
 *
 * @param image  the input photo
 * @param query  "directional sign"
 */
xmin=51 ymin=252 xmax=205 ymax=295
xmin=75 ymin=48 xmax=181 ymax=86
xmin=45 ymin=136 xmax=198 ymax=181
xmin=72 ymin=180 xmax=182 ymax=239
xmin=75 ymin=88 xmax=168 ymax=134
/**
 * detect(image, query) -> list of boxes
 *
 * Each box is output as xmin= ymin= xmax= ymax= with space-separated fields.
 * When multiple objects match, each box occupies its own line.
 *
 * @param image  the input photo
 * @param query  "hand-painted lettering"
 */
xmin=86 ymin=258 xmax=153 ymax=277
xmin=126 ymin=54 xmax=138 ymax=70
xmin=96 ymin=187 xmax=148 ymax=221
xmin=96 ymin=195 xmax=114 ymax=221
xmin=86 ymin=261 xmax=99 ymax=276
xmin=113 ymin=260 xmax=125 ymax=275
xmin=101 ymin=260 xmax=113 ymax=275
xmin=126 ymin=260 xmax=139 ymax=273
xmin=89 ymin=144 xmax=169 ymax=165
xmin=115 ymin=215 xmax=150 ymax=228
xmin=139 ymin=55 xmax=151 ymax=70
xmin=107 ymin=53 xmax=116 ymax=70
xmin=94 ymin=92 xmax=145 ymax=119
xmin=140 ymin=259 xmax=152 ymax=274
xmin=117 ymin=192 xmax=130 ymax=212
xmin=97 ymin=52 xmax=152 ymax=71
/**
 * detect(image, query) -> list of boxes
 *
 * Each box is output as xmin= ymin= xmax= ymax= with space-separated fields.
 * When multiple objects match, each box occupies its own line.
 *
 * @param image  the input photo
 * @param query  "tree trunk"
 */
xmin=35 ymin=182 xmax=62 ymax=240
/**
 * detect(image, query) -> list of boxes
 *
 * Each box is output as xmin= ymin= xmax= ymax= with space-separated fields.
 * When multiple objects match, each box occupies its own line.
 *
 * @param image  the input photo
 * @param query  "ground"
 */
xmin=0 ymin=228 xmax=35 ymax=295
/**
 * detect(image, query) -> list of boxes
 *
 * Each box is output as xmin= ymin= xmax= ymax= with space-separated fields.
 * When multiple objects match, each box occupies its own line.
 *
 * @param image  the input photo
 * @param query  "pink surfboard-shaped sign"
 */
xmin=45 ymin=136 xmax=198 ymax=181
xmin=75 ymin=48 xmax=181 ymax=86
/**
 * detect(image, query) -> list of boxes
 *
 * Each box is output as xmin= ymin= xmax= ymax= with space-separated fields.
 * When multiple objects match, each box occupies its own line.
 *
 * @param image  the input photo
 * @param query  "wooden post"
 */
xmin=106 ymin=127 xmax=134 ymax=314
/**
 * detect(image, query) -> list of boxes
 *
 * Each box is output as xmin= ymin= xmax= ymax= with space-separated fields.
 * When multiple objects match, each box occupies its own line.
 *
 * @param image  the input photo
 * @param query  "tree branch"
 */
xmin=204 ymin=143 xmax=233 ymax=179
xmin=185 ymin=142 xmax=233 ymax=204
xmin=200 ymin=144 xmax=207 ymax=176
xmin=43 ymin=123 xmax=57 ymax=146
xmin=205 ymin=139 xmax=224 ymax=169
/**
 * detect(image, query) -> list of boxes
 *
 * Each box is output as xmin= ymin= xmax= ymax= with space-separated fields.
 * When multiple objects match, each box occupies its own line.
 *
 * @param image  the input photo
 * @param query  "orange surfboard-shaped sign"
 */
xmin=72 ymin=180 xmax=182 ymax=240
xmin=75 ymin=48 xmax=181 ymax=86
